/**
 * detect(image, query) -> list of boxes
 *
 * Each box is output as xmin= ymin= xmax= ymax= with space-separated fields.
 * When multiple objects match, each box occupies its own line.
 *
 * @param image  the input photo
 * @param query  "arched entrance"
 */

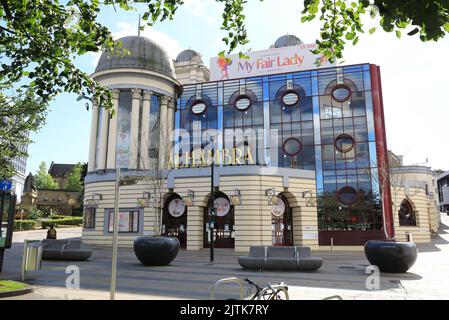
xmin=399 ymin=198 xmax=416 ymax=226
xmin=162 ymin=194 xmax=187 ymax=248
xmin=271 ymin=194 xmax=293 ymax=246
xmin=203 ymin=192 xmax=235 ymax=248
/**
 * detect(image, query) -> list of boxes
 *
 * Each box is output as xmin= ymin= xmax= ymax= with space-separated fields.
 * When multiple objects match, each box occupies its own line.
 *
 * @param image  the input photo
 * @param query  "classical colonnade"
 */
xmin=87 ymin=89 xmax=174 ymax=172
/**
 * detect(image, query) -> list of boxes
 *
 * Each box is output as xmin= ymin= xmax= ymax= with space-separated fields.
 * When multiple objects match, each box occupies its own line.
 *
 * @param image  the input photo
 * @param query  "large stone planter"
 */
xmin=133 ymin=237 xmax=180 ymax=266
xmin=364 ymin=240 xmax=418 ymax=273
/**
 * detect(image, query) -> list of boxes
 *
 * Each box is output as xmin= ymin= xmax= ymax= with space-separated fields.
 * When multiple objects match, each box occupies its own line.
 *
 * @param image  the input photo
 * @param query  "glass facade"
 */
xmin=116 ymin=90 xmax=132 ymax=168
xmin=177 ymin=63 xmax=383 ymax=236
xmin=113 ymin=91 xmax=161 ymax=169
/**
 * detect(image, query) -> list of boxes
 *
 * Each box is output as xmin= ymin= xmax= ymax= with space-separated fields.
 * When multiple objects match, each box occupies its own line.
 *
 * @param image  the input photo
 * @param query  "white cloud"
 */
xmin=183 ymin=0 xmax=209 ymax=17
xmin=88 ymin=21 xmax=185 ymax=67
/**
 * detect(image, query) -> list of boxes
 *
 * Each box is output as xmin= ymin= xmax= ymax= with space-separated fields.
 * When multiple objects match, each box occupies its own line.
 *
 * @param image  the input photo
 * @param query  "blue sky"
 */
xmin=26 ymin=0 xmax=449 ymax=174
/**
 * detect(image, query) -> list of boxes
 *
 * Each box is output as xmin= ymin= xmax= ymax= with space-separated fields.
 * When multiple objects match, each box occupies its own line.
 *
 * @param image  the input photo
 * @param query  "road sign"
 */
xmin=0 ymin=180 xmax=12 ymax=192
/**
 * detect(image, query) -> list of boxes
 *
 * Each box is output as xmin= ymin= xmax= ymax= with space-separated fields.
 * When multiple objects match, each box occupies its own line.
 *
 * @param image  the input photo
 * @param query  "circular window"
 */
xmin=168 ymin=198 xmax=186 ymax=218
xmin=337 ymin=186 xmax=358 ymax=206
xmin=283 ymin=138 xmax=302 ymax=156
xmin=331 ymin=84 xmax=351 ymax=102
xmin=334 ymin=134 xmax=355 ymax=153
xmin=191 ymin=101 xmax=206 ymax=115
xmin=271 ymin=197 xmax=286 ymax=217
xmin=213 ymin=197 xmax=231 ymax=217
xmin=235 ymin=96 xmax=252 ymax=111
xmin=282 ymin=91 xmax=299 ymax=106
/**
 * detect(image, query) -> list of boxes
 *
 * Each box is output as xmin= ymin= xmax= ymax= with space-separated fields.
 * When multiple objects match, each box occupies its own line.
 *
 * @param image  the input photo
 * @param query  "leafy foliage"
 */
xmin=1 ymin=1 xmax=448 ymax=176
xmin=34 ymin=161 xmax=59 ymax=190
xmin=0 ymin=88 xmax=47 ymax=179
xmin=0 ymin=0 xmax=117 ymax=112
xmin=65 ymin=162 xmax=84 ymax=191
xmin=302 ymin=0 xmax=449 ymax=63
xmin=13 ymin=220 xmax=37 ymax=231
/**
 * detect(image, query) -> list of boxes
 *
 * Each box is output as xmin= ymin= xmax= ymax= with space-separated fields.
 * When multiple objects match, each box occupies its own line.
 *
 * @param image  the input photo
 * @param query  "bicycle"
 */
xmin=244 ymin=278 xmax=289 ymax=300
xmin=210 ymin=277 xmax=343 ymax=300
xmin=210 ymin=277 xmax=289 ymax=300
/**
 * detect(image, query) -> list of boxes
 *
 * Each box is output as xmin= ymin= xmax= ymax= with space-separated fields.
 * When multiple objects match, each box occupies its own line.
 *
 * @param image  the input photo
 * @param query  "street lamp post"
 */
xmin=110 ymin=167 xmax=120 ymax=300
xmin=210 ymin=144 xmax=215 ymax=263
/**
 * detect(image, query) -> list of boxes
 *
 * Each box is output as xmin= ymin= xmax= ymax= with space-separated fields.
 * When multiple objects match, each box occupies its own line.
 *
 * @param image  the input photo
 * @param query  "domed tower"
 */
xmin=174 ymin=49 xmax=209 ymax=85
xmin=271 ymin=34 xmax=303 ymax=48
xmin=87 ymin=36 xmax=180 ymax=174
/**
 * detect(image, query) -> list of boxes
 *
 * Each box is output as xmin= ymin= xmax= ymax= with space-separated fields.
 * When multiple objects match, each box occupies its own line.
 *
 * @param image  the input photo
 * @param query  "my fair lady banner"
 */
xmin=210 ymin=43 xmax=335 ymax=81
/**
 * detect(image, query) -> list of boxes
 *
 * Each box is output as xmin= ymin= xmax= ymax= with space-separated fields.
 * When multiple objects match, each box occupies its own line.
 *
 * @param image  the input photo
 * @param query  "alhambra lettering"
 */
xmin=168 ymin=147 xmax=256 ymax=169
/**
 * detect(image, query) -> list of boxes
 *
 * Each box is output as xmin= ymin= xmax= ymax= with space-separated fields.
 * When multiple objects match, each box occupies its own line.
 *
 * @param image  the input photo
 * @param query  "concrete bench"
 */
xmin=238 ymin=245 xmax=322 ymax=271
xmin=42 ymin=239 xmax=93 ymax=261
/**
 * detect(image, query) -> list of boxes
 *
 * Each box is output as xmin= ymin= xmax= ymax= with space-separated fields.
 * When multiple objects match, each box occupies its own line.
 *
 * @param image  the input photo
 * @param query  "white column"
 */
xmin=129 ymin=89 xmax=141 ymax=169
xmin=97 ymin=105 xmax=110 ymax=170
xmin=167 ymin=98 xmax=174 ymax=143
xmin=166 ymin=98 xmax=174 ymax=167
xmin=88 ymin=100 xmax=99 ymax=172
xmin=140 ymin=91 xmax=152 ymax=169
xmin=107 ymin=89 xmax=120 ymax=170
xmin=158 ymin=95 xmax=169 ymax=170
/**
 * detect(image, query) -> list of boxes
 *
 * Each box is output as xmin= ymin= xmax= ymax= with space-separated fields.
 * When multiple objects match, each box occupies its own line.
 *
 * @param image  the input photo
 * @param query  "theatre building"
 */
xmin=82 ymin=34 xmax=433 ymax=252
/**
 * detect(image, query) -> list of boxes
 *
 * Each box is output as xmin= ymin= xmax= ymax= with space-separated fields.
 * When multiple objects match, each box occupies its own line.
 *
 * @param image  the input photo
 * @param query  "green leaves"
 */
xmin=34 ymin=161 xmax=59 ymax=189
xmin=0 ymin=88 xmax=47 ymax=179
xmin=300 ymin=0 xmax=449 ymax=64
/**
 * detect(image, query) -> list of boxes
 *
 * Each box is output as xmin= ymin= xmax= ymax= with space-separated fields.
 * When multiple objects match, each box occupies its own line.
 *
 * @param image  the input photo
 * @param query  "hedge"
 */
xmin=14 ymin=220 xmax=37 ymax=231
xmin=42 ymin=217 xmax=83 ymax=228
xmin=48 ymin=214 xmax=69 ymax=220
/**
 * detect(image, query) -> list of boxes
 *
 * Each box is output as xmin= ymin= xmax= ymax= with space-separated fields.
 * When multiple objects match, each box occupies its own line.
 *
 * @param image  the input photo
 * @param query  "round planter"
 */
xmin=134 ymin=236 xmax=180 ymax=266
xmin=364 ymin=240 xmax=418 ymax=273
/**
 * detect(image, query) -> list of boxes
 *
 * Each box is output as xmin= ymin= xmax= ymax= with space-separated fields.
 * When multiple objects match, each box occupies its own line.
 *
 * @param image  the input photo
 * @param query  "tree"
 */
xmin=66 ymin=162 xmax=84 ymax=192
xmin=2 ymin=1 xmax=447 ymax=112
xmin=0 ymin=88 xmax=47 ymax=179
xmin=34 ymin=161 xmax=59 ymax=190
xmin=363 ymin=157 xmax=423 ymax=240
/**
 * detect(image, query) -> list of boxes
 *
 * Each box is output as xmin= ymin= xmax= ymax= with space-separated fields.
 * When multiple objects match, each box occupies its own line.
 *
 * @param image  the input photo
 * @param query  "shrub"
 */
xmin=48 ymin=214 xmax=67 ymax=220
xmin=27 ymin=209 xmax=44 ymax=220
xmin=41 ymin=217 xmax=83 ymax=228
xmin=14 ymin=220 xmax=37 ymax=231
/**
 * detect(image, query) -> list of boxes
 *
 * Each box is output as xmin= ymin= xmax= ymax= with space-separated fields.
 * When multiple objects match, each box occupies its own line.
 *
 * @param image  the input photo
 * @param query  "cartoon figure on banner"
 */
xmin=217 ymin=56 xmax=232 ymax=80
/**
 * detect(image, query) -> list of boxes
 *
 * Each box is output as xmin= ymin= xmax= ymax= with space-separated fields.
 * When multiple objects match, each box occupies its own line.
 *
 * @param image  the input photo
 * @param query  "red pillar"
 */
xmin=370 ymin=64 xmax=395 ymax=239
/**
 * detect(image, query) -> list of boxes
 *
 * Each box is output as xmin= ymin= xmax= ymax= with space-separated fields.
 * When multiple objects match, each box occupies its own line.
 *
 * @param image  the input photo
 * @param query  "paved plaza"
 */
xmin=1 ymin=214 xmax=449 ymax=300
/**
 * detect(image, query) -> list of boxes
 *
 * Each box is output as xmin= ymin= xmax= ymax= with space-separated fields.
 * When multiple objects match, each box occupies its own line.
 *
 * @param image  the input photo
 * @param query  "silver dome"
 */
xmin=274 ymin=34 xmax=303 ymax=48
xmin=176 ymin=49 xmax=201 ymax=62
xmin=95 ymin=36 xmax=175 ymax=78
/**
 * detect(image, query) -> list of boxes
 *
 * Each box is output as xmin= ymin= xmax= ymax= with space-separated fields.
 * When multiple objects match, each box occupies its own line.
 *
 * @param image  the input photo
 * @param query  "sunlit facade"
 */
xmin=82 ymin=34 xmax=402 ymax=250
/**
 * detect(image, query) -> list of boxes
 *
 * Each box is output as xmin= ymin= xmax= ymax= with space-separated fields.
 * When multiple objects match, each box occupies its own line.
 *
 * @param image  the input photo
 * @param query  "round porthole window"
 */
xmin=235 ymin=96 xmax=252 ymax=111
xmin=282 ymin=91 xmax=299 ymax=106
xmin=334 ymin=134 xmax=355 ymax=153
xmin=337 ymin=186 xmax=358 ymax=206
xmin=331 ymin=84 xmax=351 ymax=102
xmin=191 ymin=101 xmax=206 ymax=115
xmin=283 ymin=138 xmax=302 ymax=156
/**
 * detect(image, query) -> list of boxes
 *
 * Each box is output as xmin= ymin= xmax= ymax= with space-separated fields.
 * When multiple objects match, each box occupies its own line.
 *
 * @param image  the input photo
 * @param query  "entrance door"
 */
xmin=204 ymin=195 xmax=235 ymax=248
xmin=271 ymin=196 xmax=293 ymax=246
xmin=162 ymin=195 xmax=187 ymax=248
